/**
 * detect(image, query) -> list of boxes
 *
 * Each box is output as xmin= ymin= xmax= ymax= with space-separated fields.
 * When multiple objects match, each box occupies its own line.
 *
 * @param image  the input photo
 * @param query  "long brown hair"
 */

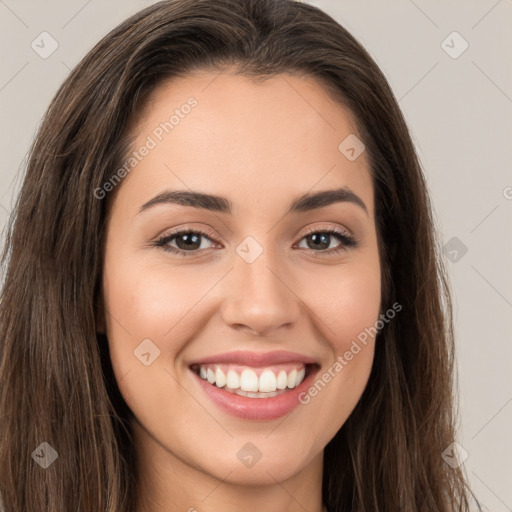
xmin=0 ymin=0 xmax=481 ymax=510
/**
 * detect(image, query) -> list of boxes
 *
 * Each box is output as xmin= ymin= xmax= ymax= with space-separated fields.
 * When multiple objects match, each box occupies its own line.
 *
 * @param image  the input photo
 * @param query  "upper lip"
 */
xmin=188 ymin=350 xmax=318 ymax=367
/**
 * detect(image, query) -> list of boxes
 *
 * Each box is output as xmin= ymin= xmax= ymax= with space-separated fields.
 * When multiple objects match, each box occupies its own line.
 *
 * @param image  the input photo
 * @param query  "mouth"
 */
xmin=190 ymin=362 xmax=314 ymax=398
xmin=188 ymin=357 xmax=320 ymax=420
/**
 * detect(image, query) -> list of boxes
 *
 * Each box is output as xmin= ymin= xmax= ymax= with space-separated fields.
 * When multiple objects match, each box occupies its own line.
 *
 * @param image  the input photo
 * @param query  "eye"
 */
xmin=295 ymin=226 xmax=358 ymax=256
xmin=152 ymin=226 xmax=358 ymax=256
xmin=153 ymin=228 xmax=218 ymax=256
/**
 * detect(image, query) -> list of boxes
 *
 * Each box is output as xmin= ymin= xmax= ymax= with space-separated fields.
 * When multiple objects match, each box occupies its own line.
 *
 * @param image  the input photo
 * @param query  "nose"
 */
xmin=220 ymin=245 xmax=301 ymax=337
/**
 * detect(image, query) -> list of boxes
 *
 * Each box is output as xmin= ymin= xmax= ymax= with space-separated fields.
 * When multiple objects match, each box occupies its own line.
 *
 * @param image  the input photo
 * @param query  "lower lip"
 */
xmin=190 ymin=365 xmax=319 ymax=420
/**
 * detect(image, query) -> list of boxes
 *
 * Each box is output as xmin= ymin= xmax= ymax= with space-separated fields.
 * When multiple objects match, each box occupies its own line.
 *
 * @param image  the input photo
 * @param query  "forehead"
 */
xmin=114 ymin=69 xmax=374 ymax=219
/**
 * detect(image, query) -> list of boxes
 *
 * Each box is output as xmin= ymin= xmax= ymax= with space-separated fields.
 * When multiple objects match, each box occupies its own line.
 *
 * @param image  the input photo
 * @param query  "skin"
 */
xmin=98 ymin=69 xmax=381 ymax=512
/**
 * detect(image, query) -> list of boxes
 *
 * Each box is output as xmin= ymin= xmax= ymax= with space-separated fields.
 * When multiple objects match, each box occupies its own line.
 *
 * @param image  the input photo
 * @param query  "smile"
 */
xmin=190 ymin=363 xmax=309 ymax=397
xmin=188 ymin=353 xmax=320 ymax=420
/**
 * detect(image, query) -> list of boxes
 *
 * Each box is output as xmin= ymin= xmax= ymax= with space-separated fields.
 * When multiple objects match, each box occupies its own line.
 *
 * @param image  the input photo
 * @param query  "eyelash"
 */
xmin=152 ymin=226 xmax=359 ymax=257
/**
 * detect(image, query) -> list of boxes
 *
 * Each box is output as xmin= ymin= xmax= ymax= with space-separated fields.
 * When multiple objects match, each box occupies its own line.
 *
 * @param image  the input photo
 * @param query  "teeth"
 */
xmin=224 ymin=387 xmax=283 ymax=398
xmin=276 ymin=370 xmax=288 ymax=389
xmin=240 ymin=368 xmax=259 ymax=392
xmin=215 ymin=368 xmax=226 ymax=388
xmin=287 ymin=369 xmax=297 ymax=388
xmin=225 ymin=369 xmax=240 ymax=389
xmin=297 ymin=367 xmax=306 ymax=384
xmin=259 ymin=369 xmax=277 ymax=392
xmin=194 ymin=363 xmax=308 ymax=394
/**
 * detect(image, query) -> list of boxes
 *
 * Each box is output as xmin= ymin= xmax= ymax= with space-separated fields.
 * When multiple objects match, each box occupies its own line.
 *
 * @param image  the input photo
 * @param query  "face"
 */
xmin=99 ymin=69 xmax=381 ymax=489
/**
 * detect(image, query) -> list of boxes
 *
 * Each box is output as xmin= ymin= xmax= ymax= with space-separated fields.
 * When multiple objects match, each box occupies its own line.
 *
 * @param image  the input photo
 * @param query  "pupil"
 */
xmin=310 ymin=233 xmax=329 ymax=250
xmin=178 ymin=233 xmax=200 ymax=250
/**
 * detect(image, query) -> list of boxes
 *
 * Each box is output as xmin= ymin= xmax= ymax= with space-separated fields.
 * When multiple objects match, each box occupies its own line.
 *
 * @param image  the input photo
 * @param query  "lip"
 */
xmin=187 ymin=349 xmax=318 ymax=367
xmin=190 ymin=363 xmax=320 ymax=420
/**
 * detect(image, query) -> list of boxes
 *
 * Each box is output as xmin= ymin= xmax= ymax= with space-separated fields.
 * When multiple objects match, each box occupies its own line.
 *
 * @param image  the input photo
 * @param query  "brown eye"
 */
xmin=154 ymin=229 xmax=217 ymax=255
xmin=296 ymin=229 xmax=358 ymax=254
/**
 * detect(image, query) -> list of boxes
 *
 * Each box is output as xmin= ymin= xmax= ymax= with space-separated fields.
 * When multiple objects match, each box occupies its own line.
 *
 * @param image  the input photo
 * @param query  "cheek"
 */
xmin=332 ymin=271 xmax=380 ymax=352
xmin=293 ymin=253 xmax=381 ymax=423
xmin=301 ymin=256 xmax=381 ymax=354
xmin=104 ymin=241 xmax=200 ymax=327
xmin=101 ymin=255 xmax=166 ymax=370
xmin=100 ymin=255 xmax=192 ymax=424
xmin=101 ymin=252 xmax=221 ymax=389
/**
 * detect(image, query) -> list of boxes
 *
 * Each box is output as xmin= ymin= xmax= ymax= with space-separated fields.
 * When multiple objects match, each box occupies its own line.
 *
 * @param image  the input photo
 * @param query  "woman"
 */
xmin=0 ymin=0 xmax=481 ymax=510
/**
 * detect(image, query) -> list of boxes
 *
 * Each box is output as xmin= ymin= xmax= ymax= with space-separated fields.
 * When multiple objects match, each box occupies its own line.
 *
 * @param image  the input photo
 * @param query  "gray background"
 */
xmin=1 ymin=0 xmax=511 ymax=510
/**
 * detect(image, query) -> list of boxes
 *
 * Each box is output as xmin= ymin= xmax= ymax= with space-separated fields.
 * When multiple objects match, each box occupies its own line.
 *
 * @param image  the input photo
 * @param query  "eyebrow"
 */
xmin=138 ymin=187 xmax=368 ymax=217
